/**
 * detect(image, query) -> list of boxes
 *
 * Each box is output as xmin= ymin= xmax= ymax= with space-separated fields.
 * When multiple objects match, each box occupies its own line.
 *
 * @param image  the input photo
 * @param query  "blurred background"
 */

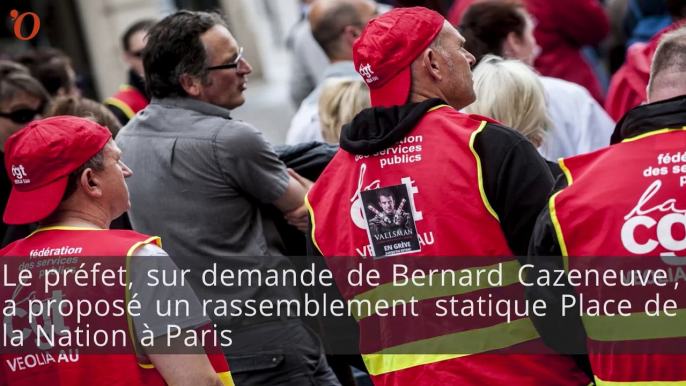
xmin=0 ymin=0 xmax=301 ymax=144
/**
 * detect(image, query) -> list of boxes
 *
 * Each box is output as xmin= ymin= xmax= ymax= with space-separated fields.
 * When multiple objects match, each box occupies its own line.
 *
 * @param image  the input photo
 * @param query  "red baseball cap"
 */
xmin=353 ymin=7 xmax=445 ymax=107
xmin=4 ymin=116 xmax=112 ymax=224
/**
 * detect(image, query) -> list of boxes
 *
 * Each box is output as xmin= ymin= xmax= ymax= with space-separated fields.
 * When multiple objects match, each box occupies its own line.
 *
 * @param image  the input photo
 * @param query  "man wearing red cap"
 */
xmin=0 ymin=116 xmax=232 ymax=386
xmin=305 ymin=7 xmax=591 ymax=386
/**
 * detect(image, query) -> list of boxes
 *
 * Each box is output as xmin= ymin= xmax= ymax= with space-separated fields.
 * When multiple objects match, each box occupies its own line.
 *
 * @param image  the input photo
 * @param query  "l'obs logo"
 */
xmin=10 ymin=10 xmax=40 ymax=41
xmin=621 ymin=180 xmax=686 ymax=264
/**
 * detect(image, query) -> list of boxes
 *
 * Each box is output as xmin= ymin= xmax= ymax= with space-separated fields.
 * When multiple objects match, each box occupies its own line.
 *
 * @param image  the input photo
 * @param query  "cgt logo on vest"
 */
xmin=11 ymin=165 xmax=30 ymax=185
xmin=10 ymin=10 xmax=40 ymax=40
xmin=621 ymin=180 xmax=686 ymax=264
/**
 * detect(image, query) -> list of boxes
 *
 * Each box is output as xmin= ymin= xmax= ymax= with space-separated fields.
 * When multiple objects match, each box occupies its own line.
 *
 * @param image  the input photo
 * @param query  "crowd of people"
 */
xmin=1 ymin=0 xmax=686 ymax=385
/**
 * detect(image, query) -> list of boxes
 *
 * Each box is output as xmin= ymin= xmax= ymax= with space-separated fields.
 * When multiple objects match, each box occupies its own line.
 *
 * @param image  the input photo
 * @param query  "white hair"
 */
xmin=318 ymin=78 xmax=371 ymax=143
xmin=465 ymin=55 xmax=552 ymax=147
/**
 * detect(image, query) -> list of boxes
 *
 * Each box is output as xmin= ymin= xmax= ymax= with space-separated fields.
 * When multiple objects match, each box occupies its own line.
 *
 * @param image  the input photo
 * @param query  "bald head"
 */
xmin=310 ymin=0 xmax=378 ymax=61
xmin=647 ymin=27 xmax=686 ymax=104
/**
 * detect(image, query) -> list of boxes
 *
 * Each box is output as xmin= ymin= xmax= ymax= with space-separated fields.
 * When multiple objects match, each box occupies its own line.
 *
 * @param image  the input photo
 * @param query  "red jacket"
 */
xmin=448 ymin=0 xmax=608 ymax=104
xmin=528 ymin=0 xmax=608 ymax=104
xmin=605 ymin=20 xmax=686 ymax=122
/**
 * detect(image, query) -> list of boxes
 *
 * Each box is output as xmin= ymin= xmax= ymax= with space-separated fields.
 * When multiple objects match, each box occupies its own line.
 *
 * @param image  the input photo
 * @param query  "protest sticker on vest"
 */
xmin=361 ymin=184 xmax=420 ymax=257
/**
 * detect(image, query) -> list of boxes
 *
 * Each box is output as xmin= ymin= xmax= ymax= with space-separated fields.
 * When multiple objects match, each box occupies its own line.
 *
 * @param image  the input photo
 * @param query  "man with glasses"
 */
xmin=286 ymin=0 xmax=382 ymax=145
xmin=0 ymin=61 xmax=50 ymax=242
xmin=116 ymin=11 xmax=340 ymax=385
xmin=105 ymin=19 xmax=156 ymax=126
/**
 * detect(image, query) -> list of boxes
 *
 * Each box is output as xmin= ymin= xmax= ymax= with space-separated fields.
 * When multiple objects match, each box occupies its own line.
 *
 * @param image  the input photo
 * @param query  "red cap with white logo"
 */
xmin=353 ymin=7 xmax=445 ymax=107
xmin=3 ymin=116 xmax=111 ymax=224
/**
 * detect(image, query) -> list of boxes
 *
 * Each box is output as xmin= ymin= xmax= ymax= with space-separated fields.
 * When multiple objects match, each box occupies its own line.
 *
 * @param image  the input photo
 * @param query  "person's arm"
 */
xmin=273 ymin=172 xmax=309 ymax=213
xmin=216 ymin=121 xmax=312 ymax=231
xmin=475 ymin=123 xmax=555 ymax=259
xmin=148 ymin=342 xmax=223 ymax=386
xmin=130 ymin=245 xmax=227 ymax=386
xmin=526 ymin=178 xmax=594 ymax=380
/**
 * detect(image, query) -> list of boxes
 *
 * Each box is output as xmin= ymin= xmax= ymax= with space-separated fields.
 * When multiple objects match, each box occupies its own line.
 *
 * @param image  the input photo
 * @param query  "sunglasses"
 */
xmin=207 ymin=47 xmax=244 ymax=71
xmin=0 ymin=107 xmax=43 ymax=124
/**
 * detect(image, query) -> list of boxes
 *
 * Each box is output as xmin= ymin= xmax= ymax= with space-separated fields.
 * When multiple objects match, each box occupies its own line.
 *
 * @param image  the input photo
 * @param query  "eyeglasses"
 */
xmin=0 ymin=106 xmax=43 ymax=124
xmin=207 ymin=47 xmax=244 ymax=71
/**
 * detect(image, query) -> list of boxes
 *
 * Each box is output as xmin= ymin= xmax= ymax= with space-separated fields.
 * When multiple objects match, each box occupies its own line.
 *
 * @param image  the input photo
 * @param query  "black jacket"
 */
xmin=268 ymin=141 xmax=338 ymax=256
xmin=527 ymin=95 xmax=686 ymax=378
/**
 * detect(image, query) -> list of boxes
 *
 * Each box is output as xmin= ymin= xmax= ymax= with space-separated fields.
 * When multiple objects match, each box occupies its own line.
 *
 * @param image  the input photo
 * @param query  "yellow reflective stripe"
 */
xmin=105 ymin=96 xmax=136 ymax=119
xmin=548 ymin=191 xmax=569 ymax=271
xmin=469 ymin=121 xmax=499 ymax=221
xmin=582 ymin=308 xmax=686 ymax=342
xmin=138 ymin=362 xmax=154 ymax=369
xmin=622 ymin=127 xmax=686 ymax=143
xmin=126 ymin=236 xmax=162 ymax=257
xmin=126 ymin=254 xmax=139 ymax=355
xmin=218 ymin=371 xmax=235 ymax=386
xmin=27 ymin=226 xmax=106 ymax=238
xmin=427 ymin=104 xmax=450 ymax=113
xmin=126 ymin=236 xmax=163 ymax=355
xmin=559 ymin=158 xmax=573 ymax=186
xmin=304 ymin=194 xmax=324 ymax=255
xmin=595 ymin=376 xmax=686 ymax=385
xmin=352 ymin=260 xmax=522 ymax=321
xmin=363 ymin=317 xmax=540 ymax=376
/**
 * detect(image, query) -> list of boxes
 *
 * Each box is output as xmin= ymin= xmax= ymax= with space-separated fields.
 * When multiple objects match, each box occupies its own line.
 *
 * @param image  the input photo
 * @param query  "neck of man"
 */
xmin=39 ymin=205 xmax=111 ymax=230
xmin=328 ymin=49 xmax=353 ymax=64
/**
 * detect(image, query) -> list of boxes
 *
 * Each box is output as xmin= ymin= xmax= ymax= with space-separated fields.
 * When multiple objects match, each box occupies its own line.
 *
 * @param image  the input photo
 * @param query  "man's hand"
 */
xmin=288 ymin=168 xmax=314 ymax=191
xmin=285 ymin=205 xmax=309 ymax=233
xmin=279 ymin=169 xmax=314 ymax=233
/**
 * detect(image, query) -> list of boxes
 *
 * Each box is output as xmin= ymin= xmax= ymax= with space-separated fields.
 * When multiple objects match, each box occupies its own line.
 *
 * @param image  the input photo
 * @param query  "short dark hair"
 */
xmin=377 ymin=188 xmax=395 ymax=202
xmin=649 ymin=27 xmax=686 ymax=93
xmin=311 ymin=3 xmax=365 ymax=59
xmin=143 ymin=10 xmax=227 ymax=99
xmin=0 ymin=60 xmax=51 ymax=107
xmin=62 ymin=148 xmax=106 ymax=202
xmin=458 ymin=1 xmax=527 ymax=65
xmin=666 ymin=0 xmax=686 ymax=20
xmin=15 ymin=48 xmax=74 ymax=97
xmin=122 ymin=19 xmax=156 ymax=53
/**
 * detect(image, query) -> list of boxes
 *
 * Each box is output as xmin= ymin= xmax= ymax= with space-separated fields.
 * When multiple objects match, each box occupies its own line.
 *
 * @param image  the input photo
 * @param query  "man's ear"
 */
xmin=179 ymin=73 xmax=201 ymax=97
xmin=342 ymin=25 xmax=362 ymax=47
xmin=423 ymin=49 xmax=443 ymax=82
xmin=503 ymin=31 xmax=520 ymax=58
xmin=79 ymin=169 xmax=103 ymax=199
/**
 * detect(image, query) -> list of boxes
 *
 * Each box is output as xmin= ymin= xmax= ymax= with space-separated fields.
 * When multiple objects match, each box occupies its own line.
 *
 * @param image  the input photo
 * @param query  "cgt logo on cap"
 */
xmin=359 ymin=63 xmax=379 ymax=84
xmin=11 ymin=165 xmax=30 ymax=184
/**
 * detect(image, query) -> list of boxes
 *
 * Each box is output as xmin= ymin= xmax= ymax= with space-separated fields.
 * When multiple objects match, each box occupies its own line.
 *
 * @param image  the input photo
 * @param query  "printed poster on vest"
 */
xmin=361 ymin=184 xmax=421 ymax=257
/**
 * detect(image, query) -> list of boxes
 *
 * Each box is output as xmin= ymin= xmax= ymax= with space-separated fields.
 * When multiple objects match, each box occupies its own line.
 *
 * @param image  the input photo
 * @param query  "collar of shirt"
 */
xmin=322 ymin=61 xmax=358 ymax=80
xmin=150 ymin=97 xmax=233 ymax=120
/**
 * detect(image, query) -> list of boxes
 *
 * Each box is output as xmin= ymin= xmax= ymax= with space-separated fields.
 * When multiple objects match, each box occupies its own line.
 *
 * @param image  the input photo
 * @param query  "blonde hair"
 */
xmin=318 ymin=78 xmax=371 ymax=143
xmin=45 ymin=96 xmax=122 ymax=138
xmin=465 ymin=55 xmax=551 ymax=147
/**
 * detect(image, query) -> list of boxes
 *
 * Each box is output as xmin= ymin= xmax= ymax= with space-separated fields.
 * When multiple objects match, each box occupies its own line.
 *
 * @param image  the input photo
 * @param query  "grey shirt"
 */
xmin=288 ymin=19 xmax=329 ymax=107
xmin=117 ymin=98 xmax=299 ymax=327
